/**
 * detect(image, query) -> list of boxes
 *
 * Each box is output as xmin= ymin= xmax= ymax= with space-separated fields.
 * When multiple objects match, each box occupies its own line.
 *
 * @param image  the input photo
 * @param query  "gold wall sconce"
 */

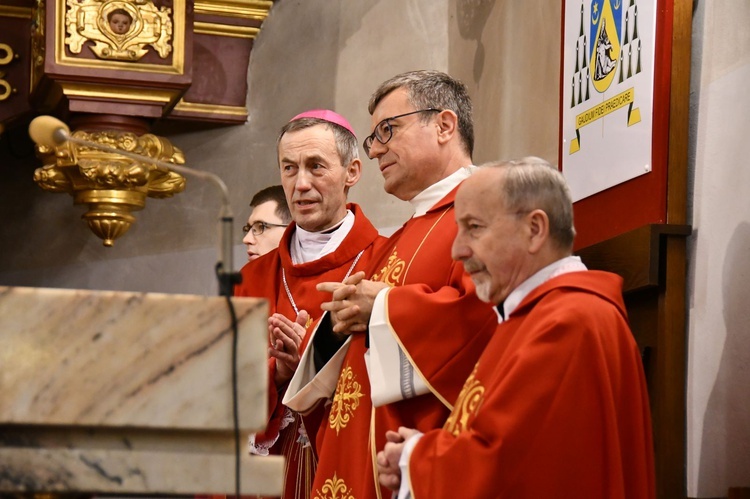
xmin=33 ymin=124 xmax=186 ymax=246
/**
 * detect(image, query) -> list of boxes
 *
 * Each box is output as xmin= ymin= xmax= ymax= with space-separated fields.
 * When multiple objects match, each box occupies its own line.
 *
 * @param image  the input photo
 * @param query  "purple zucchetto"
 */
xmin=289 ymin=109 xmax=357 ymax=139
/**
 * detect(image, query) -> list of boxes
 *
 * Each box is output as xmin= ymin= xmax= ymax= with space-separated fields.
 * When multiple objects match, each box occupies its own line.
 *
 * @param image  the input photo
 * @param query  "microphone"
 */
xmin=29 ymin=115 xmax=242 ymax=296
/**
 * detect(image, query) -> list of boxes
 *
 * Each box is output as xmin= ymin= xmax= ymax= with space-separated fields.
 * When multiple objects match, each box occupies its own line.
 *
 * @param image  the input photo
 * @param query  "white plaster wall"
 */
xmin=334 ymin=0 xmax=449 ymax=230
xmin=686 ymin=0 xmax=750 ymax=496
xmin=448 ymin=0 xmax=561 ymax=165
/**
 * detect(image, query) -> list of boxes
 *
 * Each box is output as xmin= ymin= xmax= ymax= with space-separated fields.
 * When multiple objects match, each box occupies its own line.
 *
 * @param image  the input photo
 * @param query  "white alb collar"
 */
xmin=497 ymin=255 xmax=588 ymax=323
xmin=290 ymin=210 xmax=355 ymax=264
xmin=409 ymin=166 xmax=475 ymax=217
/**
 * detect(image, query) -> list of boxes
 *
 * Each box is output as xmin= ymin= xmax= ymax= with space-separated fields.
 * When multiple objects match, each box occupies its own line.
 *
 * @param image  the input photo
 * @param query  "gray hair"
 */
xmin=485 ymin=157 xmax=576 ymax=250
xmin=368 ymin=70 xmax=474 ymax=157
xmin=277 ymin=118 xmax=359 ymax=167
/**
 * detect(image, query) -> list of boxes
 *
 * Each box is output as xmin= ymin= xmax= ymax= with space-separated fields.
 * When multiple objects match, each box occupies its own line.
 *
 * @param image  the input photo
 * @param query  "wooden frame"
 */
xmin=559 ymin=0 xmax=675 ymax=250
xmin=560 ymin=1 xmax=693 ymax=498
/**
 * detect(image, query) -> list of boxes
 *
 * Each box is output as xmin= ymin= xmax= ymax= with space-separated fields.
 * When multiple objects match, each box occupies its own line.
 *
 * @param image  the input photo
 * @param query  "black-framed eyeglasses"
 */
xmin=363 ymin=108 xmax=441 ymax=156
xmin=242 ymin=221 xmax=288 ymax=236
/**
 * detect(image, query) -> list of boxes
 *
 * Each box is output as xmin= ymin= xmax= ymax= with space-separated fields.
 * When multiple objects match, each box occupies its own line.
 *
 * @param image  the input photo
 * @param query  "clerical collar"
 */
xmin=494 ymin=303 xmax=505 ymax=322
xmin=290 ymin=210 xmax=354 ymax=264
xmin=496 ymin=256 xmax=588 ymax=324
xmin=410 ymin=166 xmax=475 ymax=218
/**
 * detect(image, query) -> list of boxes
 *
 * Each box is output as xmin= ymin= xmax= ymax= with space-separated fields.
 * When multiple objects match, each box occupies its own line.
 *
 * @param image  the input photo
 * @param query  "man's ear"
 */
xmin=435 ymin=110 xmax=459 ymax=145
xmin=345 ymin=158 xmax=362 ymax=188
xmin=526 ymin=209 xmax=550 ymax=254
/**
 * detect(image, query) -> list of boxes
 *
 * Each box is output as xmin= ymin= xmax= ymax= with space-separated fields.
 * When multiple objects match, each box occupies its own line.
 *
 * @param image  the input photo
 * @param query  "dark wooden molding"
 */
xmin=667 ymin=0 xmax=692 ymax=226
xmin=577 ymin=222 xmax=691 ymax=499
xmin=729 ymin=488 xmax=750 ymax=499
xmin=576 ymin=223 xmax=691 ymax=293
xmin=0 ymin=6 xmax=34 ymax=127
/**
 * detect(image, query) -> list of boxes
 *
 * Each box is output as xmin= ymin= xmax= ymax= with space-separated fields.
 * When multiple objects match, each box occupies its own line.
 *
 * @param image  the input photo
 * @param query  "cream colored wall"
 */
xmin=331 ymin=0 xmax=450 ymax=229
xmin=448 ymin=0 xmax=561 ymax=166
xmin=686 ymin=0 xmax=750 ymax=496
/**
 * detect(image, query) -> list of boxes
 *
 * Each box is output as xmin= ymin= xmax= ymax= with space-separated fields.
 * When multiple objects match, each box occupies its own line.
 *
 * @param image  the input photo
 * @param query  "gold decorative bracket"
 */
xmin=33 ymin=129 xmax=186 ymax=246
xmin=64 ymin=0 xmax=172 ymax=61
xmin=0 ymin=43 xmax=18 ymax=101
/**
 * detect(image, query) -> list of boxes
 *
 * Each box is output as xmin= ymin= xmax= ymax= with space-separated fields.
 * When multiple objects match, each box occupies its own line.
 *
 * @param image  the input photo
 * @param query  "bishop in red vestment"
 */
xmin=235 ymin=109 xmax=387 ymax=499
xmin=236 ymin=203 xmax=385 ymax=499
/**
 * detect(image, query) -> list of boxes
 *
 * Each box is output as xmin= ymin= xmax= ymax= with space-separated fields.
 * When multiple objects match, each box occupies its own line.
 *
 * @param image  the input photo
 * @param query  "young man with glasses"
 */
xmin=242 ymin=184 xmax=291 ymax=262
xmin=283 ymin=71 xmax=497 ymax=499
xmin=234 ymin=110 xmax=387 ymax=499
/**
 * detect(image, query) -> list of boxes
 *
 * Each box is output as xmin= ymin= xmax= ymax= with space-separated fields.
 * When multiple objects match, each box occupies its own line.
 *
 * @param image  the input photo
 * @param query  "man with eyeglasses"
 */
xmin=283 ymin=71 xmax=497 ymax=499
xmin=376 ymin=159 xmax=655 ymax=498
xmin=234 ymin=110 xmax=387 ymax=499
xmin=242 ymin=185 xmax=291 ymax=262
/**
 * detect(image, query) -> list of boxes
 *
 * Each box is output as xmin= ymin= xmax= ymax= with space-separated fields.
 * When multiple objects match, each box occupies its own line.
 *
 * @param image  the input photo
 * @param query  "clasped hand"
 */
xmin=268 ymin=310 xmax=308 ymax=387
xmin=316 ymin=271 xmax=388 ymax=336
xmin=376 ymin=427 xmax=421 ymax=491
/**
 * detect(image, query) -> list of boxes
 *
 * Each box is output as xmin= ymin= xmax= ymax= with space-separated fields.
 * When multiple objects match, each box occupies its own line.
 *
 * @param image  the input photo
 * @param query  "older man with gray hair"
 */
xmin=235 ymin=109 xmax=387 ymax=499
xmin=376 ymin=157 xmax=655 ymax=499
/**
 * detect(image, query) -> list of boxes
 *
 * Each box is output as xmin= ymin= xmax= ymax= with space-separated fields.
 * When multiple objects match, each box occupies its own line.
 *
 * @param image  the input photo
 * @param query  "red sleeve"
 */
xmin=408 ymin=291 xmax=654 ymax=498
xmin=251 ymin=357 xmax=286 ymax=443
xmin=386 ymin=260 xmax=497 ymax=405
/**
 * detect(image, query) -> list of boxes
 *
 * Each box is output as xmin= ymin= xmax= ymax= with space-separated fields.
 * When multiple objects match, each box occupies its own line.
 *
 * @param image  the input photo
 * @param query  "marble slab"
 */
xmin=0 ymin=428 xmax=284 ymax=496
xmin=0 ymin=285 xmax=268 ymax=430
xmin=0 ymin=285 xmax=283 ymax=495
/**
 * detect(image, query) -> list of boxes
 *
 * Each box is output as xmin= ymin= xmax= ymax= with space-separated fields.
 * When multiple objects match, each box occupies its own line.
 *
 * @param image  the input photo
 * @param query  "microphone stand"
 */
xmin=40 ymin=123 xmax=243 ymax=296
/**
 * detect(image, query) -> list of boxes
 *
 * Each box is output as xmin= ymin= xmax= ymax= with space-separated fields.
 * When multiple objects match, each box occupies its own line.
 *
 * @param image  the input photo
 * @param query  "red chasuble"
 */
xmin=409 ymin=271 xmax=655 ymax=499
xmin=234 ymin=204 xmax=386 ymax=499
xmin=310 ymin=187 xmax=497 ymax=499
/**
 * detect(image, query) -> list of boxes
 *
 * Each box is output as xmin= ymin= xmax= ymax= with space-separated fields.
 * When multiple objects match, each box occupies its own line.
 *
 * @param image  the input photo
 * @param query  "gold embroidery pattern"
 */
xmin=444 ymin=363 xmax=484 ymax=436
xmin=370 ymin=248 xmax=405 ymax=286
xmin=313 ymin=473 xmax=354 ymax=499
xmin=329 ymin=366 xmax=364 ymax=435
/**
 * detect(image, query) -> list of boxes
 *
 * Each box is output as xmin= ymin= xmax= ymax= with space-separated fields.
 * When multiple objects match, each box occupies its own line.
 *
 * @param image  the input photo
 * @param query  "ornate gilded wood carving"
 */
xmin=33 ymin=129 xmax=186 ymax=246
xmin=64 ymin=0 xmax=172 ymax=61
xmin=9 ymin=0 xmax=277 ymax=247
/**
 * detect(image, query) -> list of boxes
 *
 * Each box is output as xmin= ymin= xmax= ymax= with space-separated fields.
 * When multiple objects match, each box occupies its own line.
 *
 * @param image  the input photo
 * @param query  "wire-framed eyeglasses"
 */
xmin=363 ymin=108 xmax=441 ymax=156
xmin=242 ymin=221 xmax=288 ymax=236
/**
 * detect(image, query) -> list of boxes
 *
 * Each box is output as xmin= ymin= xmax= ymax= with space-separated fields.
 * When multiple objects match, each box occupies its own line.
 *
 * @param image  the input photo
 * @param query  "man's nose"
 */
xmin=451 ymin=235 xmax=470 ymax=262
xmin=243 ymin=232 xmax=256 ymax=245
xmin=295 ymin=170 xmax=312 ymax=190
xmin=367 ymin=138 xmax=386 ymax=159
